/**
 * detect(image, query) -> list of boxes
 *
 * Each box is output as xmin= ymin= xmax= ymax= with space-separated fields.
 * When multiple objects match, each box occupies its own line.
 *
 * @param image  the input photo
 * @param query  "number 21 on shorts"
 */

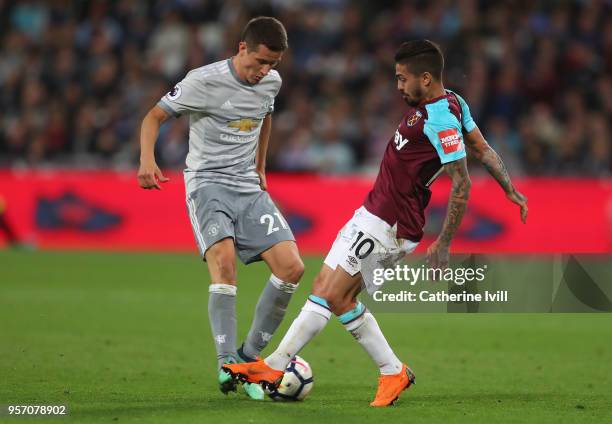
xmin=260 ymin=212 xmax=288 ymax=236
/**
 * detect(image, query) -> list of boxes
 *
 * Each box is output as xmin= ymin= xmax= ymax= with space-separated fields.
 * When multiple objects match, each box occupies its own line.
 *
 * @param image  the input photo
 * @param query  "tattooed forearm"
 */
xmin=481 ymin=146 xmax=514 ymax=194
xmin=438 ymin=158 xmax=471 ymax=246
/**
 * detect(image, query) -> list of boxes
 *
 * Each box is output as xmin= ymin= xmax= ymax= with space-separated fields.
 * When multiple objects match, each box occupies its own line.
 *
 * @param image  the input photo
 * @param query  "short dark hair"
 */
xmin=241 ymin=16 xmax=288 ymax=52
xmin=394 ymin=40 xmax=444 ymax=80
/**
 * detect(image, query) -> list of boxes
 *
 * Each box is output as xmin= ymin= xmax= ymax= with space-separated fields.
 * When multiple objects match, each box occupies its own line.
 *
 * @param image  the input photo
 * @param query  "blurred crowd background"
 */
xmin=0 ymin=0 xmax=610 ymax=176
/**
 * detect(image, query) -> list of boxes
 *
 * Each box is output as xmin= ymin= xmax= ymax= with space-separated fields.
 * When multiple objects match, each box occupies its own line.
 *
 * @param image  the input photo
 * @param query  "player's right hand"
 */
xmin=137 ymin=160 xmax=169 ymax=190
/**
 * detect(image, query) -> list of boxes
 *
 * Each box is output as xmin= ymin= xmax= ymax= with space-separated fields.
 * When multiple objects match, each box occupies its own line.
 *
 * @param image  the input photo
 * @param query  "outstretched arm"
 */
xmin=463 ymin=127 xmax=528 ymax=223
xmin=427 ymin=157 xmax=471 ymax=269
xmin=255 ymin=114 xmax=272 ymax=190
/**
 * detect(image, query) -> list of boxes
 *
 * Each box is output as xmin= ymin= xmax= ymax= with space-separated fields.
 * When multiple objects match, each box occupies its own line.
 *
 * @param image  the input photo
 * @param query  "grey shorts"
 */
xmin=185 ymin=184 xmax=295 ymax=264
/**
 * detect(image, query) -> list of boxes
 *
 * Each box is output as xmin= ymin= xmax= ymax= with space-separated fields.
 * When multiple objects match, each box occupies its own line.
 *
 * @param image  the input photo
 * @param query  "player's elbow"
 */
xmin=275 ymin=258 xmax=305 ymax=284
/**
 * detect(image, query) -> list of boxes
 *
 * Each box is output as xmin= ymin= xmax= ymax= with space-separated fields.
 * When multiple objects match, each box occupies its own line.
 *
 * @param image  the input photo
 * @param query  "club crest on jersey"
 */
xmin=228 ymin=118 xmax=260 ymax=132
xmin=394 ymin=129 xmax=410 ymax=150
xmin=438 ymin=128 xmax=463 ymax=154
xmin=166 ymin=85 xmax=182 ymax=101
xmin=406 ymin=111 xmax=422 ymax=127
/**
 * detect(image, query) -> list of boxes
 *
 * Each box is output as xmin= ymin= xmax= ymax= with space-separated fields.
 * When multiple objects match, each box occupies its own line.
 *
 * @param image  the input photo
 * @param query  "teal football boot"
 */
xmin=219 ymin=353 xmax=264 ymax=400
xmin=218 ymin=357 xmax=238 ymax=394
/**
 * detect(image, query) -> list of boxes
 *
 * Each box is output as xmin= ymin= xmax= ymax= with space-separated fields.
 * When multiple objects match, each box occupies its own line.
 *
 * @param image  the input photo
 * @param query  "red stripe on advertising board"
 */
xmin=0 ymin=170 xmax=610 ymax=253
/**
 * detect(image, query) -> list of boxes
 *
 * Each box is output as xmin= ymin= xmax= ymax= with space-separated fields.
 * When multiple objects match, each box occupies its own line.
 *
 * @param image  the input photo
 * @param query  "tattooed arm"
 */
xmin=464 ymin=127 xmax=528 ymax=223
xmin=427 ymin=157 xmax=471 ymax=269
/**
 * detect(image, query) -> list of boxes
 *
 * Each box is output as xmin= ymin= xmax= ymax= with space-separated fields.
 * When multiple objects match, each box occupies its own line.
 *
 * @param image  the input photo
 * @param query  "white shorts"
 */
xmin=324 ymin=206 xmax=419 ymax=293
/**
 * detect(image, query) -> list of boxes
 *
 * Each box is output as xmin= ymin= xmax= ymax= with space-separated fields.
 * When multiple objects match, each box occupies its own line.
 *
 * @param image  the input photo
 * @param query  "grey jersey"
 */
xmin=157 ymin=59 xmax=281 ymax=194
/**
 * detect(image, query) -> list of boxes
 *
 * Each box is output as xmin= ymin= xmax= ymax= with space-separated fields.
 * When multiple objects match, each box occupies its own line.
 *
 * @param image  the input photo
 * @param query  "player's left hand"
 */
xmin=257 ymin=169 xmax=267 ymax=191
xmin=426 ymin=239 xmax=450 ymax=271
xmin=506 ymin=189 xmax=528 ymax=223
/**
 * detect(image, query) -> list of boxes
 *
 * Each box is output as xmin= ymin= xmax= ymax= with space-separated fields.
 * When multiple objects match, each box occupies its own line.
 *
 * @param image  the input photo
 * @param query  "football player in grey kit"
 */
xmin=137 ymin=17 xmax=304 ymax=400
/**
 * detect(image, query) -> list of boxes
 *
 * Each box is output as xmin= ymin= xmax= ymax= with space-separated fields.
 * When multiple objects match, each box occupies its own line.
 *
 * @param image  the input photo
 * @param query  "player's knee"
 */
xmin=212 ymin=255 xmax=236 ymax=284
xmin=276 ymin=257 xmax=304 ymax=284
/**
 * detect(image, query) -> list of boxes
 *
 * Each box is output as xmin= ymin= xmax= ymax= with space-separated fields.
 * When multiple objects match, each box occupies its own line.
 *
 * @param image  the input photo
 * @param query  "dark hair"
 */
xmin=241 ymin=16 xmax=288 ymax=52
xmin=394 ymin=40 xmax=444 ymax=80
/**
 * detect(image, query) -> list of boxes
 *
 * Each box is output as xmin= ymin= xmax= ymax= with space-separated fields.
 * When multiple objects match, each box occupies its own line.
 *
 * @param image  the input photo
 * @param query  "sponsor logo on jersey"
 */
xmin=348 ymin=255 xmax=358 ymax=265
xmin=228 ymin=118 xmax=260 ymax=132
xmin=166 ymin=85 xmax=182 ymax=101
xmin=438 ymin=128 xmax=463 ymax=154
xmin=394 ymin=129 xmax=410 ymax=150
xmin=220 ymin=133 xmax=258 ymax=142
xmin=406 ymin=111 xmax=422 ymax=126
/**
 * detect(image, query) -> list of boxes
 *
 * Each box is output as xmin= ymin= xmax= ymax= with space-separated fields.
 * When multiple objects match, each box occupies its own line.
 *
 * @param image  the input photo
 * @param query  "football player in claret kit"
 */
xmin=224 ymin=40 xmax=528 ymax=406
xmin=137 ymin=17 xmax=305 ymax=400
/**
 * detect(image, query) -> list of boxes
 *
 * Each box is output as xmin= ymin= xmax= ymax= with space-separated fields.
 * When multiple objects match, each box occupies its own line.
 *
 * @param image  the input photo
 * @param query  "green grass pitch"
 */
xmin=1 ymin=250 xmax=611 ymax=423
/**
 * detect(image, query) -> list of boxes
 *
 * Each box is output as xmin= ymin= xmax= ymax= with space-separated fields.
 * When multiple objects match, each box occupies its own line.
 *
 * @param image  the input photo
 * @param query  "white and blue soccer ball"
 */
xmin=268 ymin=355 xmax=313 ymax=401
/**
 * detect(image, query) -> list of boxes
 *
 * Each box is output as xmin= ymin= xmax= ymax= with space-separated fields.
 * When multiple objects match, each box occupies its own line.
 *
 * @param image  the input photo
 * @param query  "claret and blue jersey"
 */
xmin=363 ymin=90 xmax=477 ymax=242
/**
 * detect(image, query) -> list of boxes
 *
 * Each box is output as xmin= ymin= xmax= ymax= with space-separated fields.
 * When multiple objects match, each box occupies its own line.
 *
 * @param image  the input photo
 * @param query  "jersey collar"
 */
xmin=227 ymin=58 xmax=255 ymax=87
xmin=417 ymin=90 xmax=450 ymax=107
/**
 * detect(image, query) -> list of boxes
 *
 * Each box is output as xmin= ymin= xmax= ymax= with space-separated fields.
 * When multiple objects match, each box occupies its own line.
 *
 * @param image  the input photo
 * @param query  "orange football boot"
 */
xmin=222 ymin=359 xmax=284 ymax=391
xmin=370 ymin=364 xmax=416 ymax=407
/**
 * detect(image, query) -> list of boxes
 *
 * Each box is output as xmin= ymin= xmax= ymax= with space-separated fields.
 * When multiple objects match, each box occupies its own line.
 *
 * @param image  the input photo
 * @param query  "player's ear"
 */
xmin=238 ymin=41 xmax=248 ymax=55
xmin=422 ymin=72 xmax=432 ymax=87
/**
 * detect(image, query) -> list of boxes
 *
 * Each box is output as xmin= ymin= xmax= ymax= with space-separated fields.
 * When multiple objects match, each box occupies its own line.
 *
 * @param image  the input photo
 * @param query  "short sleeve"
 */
xmin=157 ymin=70 xmax=206 ymax=117
xmin=267 ymin=71 xmax=282 ymax=114
xmin=268 ymin=96 xmax=275 ymax=114
xmin=423 ymin=101 xmax=467 ymax=164
xmin=451 ymin=91 xmax=477 ymax=133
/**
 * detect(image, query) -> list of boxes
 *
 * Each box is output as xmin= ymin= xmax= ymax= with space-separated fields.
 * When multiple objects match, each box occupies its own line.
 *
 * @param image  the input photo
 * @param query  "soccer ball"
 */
xmin=268 ymin=355 xmax=313 ymax=401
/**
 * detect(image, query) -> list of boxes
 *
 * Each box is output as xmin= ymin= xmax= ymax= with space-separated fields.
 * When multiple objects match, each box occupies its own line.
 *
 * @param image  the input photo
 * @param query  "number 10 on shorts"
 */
xmin=260 ymin=212 xmax=288 ymax=236
xmin=350 ymin=231 xmax=375 ymax=259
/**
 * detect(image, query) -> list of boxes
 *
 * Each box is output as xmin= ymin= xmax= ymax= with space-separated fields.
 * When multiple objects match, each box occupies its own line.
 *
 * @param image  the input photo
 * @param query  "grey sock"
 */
xmin=208 ymin=284 xmax=238 ymax=369
xmin=242 ymin=274 xmax=298 ymax=359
